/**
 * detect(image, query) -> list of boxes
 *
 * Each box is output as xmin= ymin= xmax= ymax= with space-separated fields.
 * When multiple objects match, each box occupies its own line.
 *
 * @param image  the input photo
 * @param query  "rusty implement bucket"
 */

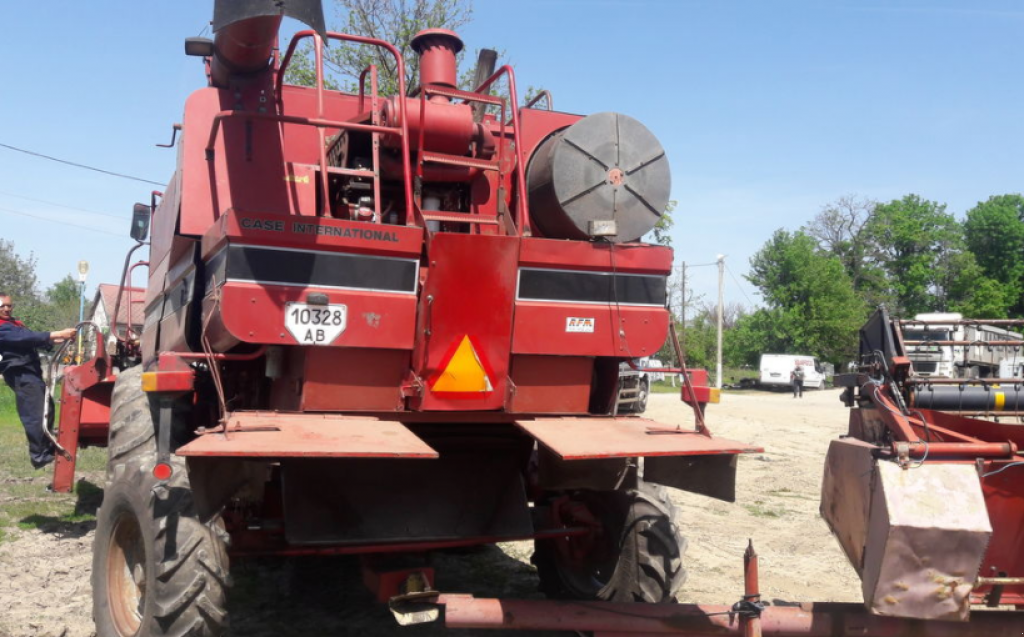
xmin=821 ymin=438 xmax=992 ymax=621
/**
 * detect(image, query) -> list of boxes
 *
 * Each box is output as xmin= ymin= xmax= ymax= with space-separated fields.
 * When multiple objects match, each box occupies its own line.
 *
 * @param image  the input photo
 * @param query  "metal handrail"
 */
xmin=473 ymin=65 xmax=530 ymax=234
xmin=274 ymin=30 xmax=412 ymax=219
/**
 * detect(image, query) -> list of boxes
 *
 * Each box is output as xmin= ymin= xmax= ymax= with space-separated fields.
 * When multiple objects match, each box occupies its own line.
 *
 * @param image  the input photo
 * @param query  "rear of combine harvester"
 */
xmin=45 ymin=1 xmax=764 ymax=636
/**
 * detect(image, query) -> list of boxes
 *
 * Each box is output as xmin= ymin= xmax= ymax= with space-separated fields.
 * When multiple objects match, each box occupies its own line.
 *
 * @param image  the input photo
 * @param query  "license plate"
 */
xmin=284 ymin=302 xmax=347 ymax=345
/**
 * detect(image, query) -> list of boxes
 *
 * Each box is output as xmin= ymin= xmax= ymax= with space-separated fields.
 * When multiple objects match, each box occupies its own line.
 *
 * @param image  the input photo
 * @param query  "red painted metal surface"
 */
xmin=508 ymin=355 xmax=592 ymax=414
xmin=299 ymin=347 xmax=409 ymax=412
xmin=201 ymin=210 xmax=425 ymax=259
xmin=516 ymin=418 xmax=763 ymax=460
xmin=412 ymin=233 xmax=518 ymax=411
xmin=215 ymin=282 xmax=417 ymax=349
xmin=175 ymin=412 xmax=438 ymax=458
xmin=51 ymin=355 xmax=115 ymax=493
xmin=437 ymin=596 xmax=1024 ymax=635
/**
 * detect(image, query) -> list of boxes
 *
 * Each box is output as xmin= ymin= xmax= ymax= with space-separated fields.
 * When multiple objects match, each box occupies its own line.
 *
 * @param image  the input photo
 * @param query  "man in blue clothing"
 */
xmin=0 ymin=293 xmax=76 ymax=469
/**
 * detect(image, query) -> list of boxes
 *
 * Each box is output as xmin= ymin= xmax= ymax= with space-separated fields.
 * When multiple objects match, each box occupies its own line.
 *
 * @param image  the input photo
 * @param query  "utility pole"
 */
xmin=716 ymin=254 xmax=724 ymax=389
xmin=679 ymin=262 xmax=686 ymax=362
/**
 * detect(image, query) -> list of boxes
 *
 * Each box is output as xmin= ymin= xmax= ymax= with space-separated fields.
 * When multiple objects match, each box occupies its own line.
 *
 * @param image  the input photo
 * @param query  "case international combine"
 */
xmin=46 ymin=1 xmax=1023 ymax=635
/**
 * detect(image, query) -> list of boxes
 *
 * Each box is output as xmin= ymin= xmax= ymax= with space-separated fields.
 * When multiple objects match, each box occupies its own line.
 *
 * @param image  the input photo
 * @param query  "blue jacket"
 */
xmin=0 ymin=318 xmax=51 ymax=377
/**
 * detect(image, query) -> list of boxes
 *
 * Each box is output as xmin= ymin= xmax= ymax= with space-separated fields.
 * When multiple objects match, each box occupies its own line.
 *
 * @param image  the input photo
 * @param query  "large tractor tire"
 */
xmin=92 ymin=367 xmax=230 ymax=637
xmin=533 ymin=482 xmax=687 ymax=603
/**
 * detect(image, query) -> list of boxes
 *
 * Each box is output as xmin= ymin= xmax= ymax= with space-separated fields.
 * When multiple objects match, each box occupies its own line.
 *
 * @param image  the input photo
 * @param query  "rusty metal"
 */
xmin=516 ymin=418 xmax=761 ymax=460
xmin=742 ymin=541 xmax=762 ymax=637
xmin=176 ymin=413 xmax=439 ymax=458
xmin=437 ymin=596 xmax=1024 ymax=635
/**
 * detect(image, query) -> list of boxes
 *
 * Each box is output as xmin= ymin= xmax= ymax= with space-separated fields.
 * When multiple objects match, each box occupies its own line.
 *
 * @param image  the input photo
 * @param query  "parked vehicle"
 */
xmin=903 ymin=312 xmax=1024 ymax=378
xmin=758 ymin=353 xmax=827 ymax=390
xmin=616 ymin=357 xmax=665 ymax=413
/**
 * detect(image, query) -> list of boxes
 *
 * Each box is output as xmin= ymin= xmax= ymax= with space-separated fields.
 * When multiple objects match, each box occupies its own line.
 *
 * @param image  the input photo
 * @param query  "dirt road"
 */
xmin=0 ymin=388 xmax=860 ymax=637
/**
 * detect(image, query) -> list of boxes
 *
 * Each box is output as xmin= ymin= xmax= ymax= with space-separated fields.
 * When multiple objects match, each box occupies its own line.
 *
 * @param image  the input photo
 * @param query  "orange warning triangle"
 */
xmin=431 ymin=335 xmax=494 ymax=393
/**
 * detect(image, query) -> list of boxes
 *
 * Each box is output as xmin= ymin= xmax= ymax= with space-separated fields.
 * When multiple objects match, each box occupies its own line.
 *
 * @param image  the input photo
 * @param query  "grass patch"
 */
xmin=0 ymin=384 xmax=107 ymax=545
xmin=743 ymin=500 xmax=786 ymax=518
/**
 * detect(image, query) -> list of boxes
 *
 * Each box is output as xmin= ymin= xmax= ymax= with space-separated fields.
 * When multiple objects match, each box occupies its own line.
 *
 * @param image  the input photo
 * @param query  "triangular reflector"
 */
xmin=431 ymin=335 xmax=493 ymax=393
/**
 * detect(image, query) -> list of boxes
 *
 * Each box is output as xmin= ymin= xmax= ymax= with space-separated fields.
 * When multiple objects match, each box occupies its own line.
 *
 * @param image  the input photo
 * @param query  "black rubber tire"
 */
xmin=92 ymin=367 xmax=230 ymax=637
xmin=635 ymin=379 xmax=649 ymax=414
xmin=533 ymin=482 xmax=687 ymax=603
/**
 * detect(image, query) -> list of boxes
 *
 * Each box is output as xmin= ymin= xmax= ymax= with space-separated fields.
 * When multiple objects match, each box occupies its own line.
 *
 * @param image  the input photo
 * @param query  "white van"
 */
xmin=758 ymin=354 xmax=826 ymax=390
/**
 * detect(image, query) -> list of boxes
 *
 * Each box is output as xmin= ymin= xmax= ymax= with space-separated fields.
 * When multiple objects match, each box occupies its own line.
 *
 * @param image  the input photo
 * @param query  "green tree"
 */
xmin=746 ymin=230 xmax=866 ymax=364
xmin=285 ymin=0 xmax=474 ymax=95
xmin=803 ymin=195 xmax=889 ymax=307
xmin=0 ymin=240 xmax=40 ymax=301
xmin=648 ymin=200 xmax=676 ymax=247
xmin=0 ymin=240 xmax=47 ymax=325
xmin=964 ymin=194 xmax=1024 ymax=316
xmin=862 ymin=195 xmax=973 ymax=316
xmin=40 ymin=275 xmax=83 ymax=332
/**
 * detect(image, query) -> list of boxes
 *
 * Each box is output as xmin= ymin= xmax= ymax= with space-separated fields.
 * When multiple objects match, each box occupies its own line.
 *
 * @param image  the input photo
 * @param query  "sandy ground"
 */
xmin=0 ymin=388 xmax=861 ymax=637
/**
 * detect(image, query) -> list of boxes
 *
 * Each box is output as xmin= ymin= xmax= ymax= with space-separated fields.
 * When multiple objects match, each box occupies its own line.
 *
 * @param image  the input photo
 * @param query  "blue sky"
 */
xmin=2 ymin=1 xmax=1023 ymax=312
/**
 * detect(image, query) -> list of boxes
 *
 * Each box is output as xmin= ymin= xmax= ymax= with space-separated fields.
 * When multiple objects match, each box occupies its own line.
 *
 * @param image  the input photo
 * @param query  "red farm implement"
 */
xmin=45 ymin=1 xmax=1023 ymax=634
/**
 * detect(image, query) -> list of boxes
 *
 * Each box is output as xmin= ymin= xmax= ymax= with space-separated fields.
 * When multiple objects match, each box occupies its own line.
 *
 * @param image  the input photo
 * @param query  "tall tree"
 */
xmin=285 ymin=0 xmax=474 ymax=95
xmin=863 ymin=194 xmax=972 ymax=316
xmin=746 ymin=229 xmax=866 ymax=364
xmin=803 ymin=195 xmax=888 ymax=306
xmin=0 ymin=240 xmax=40 ymax=302
xmin=964 ymin=194 xmax=1024 ymax=317
xmin=42 ymin=275 xmax=83 ymax=332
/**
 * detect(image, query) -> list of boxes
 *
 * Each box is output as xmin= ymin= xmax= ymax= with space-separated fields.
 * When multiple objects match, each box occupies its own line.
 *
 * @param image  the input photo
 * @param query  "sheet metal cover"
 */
xmin=177 ymin=412 xmax=438 ymax=458
xmin=516 ymin=417 xmax=762 ymax=460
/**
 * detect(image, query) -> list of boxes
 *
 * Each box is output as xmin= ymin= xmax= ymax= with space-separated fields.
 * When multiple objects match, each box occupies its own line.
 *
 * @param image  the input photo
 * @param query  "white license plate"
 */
xmin=284 ymin=302 xmax=347 ymax=345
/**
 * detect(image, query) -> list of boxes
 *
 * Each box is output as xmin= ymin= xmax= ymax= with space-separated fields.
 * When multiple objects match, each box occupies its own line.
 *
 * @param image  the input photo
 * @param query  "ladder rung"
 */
xmin=420 ymin=152 xmax=498 ymax=171
xmin=421 ymin=211 xmax=499 ymax=226
xmin=325 ymin=166 xmax=376 ymax=179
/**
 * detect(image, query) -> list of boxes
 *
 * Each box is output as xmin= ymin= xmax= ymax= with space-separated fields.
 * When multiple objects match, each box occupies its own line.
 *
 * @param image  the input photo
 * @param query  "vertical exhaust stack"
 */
xmin=411 ymin=29 xmax=464 ymax=98
xmin=209 ymin=0 xmax=326 ymax=88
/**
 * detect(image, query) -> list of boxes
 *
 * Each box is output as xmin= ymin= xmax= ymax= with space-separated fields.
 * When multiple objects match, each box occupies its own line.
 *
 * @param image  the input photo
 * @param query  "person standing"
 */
xmin=790 ymin=365 xmax=804 ymax=398
xmin=0 ymin=293 xmax=76 ymax=469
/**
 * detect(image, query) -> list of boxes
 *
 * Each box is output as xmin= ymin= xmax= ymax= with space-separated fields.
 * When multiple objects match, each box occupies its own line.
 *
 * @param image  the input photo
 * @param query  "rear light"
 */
xmin=153 ymin=462 xmax=173 ymax=481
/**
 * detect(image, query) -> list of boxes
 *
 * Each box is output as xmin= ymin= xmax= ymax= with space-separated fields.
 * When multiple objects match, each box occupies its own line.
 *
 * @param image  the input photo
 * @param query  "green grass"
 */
xmin=0 ymin=386 xmax=106 ymax=545
xmin=743 ymin=500 xmax=787 ymax=518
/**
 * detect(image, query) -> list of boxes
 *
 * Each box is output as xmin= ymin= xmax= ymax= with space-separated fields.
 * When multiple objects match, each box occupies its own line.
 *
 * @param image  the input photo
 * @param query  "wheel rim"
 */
xmin=637 ymin=383 xmax=648 ymax=411
xmin=551 ymin=496 xmax=619 ymax=596
xmin=107 ymin=510 xmax=146 ymax=635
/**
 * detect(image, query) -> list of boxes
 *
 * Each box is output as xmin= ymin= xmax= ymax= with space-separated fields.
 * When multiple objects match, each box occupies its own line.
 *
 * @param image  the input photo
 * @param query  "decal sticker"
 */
xmin=566 ymin=317 xmax=595 ymax=333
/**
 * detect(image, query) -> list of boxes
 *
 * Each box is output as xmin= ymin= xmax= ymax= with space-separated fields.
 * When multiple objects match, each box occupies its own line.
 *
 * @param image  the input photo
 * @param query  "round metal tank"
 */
xmin=526 ymin=112 xmax=670 ymax=243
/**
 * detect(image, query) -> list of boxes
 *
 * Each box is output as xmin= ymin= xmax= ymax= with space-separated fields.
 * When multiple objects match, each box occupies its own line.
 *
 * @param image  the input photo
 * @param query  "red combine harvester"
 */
xmin=49 ymin=1 xmax=758 ymax=635
xmin=50 ymin=1 xmax=1024 ymax=634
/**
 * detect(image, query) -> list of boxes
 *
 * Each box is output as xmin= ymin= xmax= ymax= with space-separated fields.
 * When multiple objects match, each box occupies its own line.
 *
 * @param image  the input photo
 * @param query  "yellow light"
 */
xmin=141 ymin=372 xmax=159 ymax=392
xmin=708 ymin=388 xmax=721 ymax=404
xmin=432 ymin=336 xmax=492 ymax=393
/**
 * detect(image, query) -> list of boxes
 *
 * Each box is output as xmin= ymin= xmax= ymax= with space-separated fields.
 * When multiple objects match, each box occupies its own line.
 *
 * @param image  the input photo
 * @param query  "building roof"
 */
xmin=91 ymin=284 xmax=145 ymax=328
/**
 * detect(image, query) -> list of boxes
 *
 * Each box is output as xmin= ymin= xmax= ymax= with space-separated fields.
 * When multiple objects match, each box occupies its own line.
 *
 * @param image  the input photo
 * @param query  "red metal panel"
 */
xmin=201 ymin=210 xmax=425 ymax=260
xmin=508 ymin=355 xmax=591 ymax=414
xmin=301 ymin=347 xmax=408 ymax=411
xmin=516 ymin=417 xmax=762 ymax=460
xmin=176 ymin=413 xmax=438 ymax=458
xmin=512 ymin=302 xmax=668 ymax=357
xmin=217 ymin=282 xmax=417 ymax=349
xmin=519 ymin=236 xmax=673 ymax=273
xmin=180 ymin=85 xmax=364 ymax=236
xmin=413 ymin=234 xmax=519 ymax=411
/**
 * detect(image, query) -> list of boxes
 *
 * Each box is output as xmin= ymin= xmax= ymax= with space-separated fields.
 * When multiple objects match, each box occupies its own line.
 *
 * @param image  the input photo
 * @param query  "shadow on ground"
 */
xmin=228 ymin=545 xmax=572 ymax=637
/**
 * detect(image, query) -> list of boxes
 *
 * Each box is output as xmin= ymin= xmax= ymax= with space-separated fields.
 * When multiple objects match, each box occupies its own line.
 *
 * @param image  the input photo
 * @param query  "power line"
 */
xmin=724 ymin=261 xmax=757 ymax=307
xmin=0 ymin=206 xmax=123 ymax=238
xmin=0 ymin=189 xmax=124 ymax=220
xmin=0 ymin=142 xmax=166 ymax=187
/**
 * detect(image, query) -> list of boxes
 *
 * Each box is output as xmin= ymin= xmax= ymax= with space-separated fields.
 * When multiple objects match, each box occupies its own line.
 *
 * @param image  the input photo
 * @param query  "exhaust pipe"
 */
xmin=210 ymin=0 xmax=326 ymax=88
